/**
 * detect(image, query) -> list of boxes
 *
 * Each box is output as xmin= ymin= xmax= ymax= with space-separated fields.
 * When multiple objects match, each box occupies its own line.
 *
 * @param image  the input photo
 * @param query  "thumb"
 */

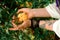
xmin=17 ymin=9 xmax=27 ymax=14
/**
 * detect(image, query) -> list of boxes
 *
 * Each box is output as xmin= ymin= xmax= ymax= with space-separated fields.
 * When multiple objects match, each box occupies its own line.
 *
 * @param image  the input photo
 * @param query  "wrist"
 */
xmin=39 ymin=20 xmax=56 ymax=31
xmin=32 ymin=8 xmax=45 ymax=17
xmin=32 ymin=9 xmax=38 ymax=17
xmin=30 ymin=9 xmax=35 ymax=18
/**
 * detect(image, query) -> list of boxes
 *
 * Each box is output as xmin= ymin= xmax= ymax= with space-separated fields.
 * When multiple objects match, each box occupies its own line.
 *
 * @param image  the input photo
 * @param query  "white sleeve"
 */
xmin=45 ymin=3 xmax=60 ymax=19
xmin=53 ymin=20 xmax=60 ymax=38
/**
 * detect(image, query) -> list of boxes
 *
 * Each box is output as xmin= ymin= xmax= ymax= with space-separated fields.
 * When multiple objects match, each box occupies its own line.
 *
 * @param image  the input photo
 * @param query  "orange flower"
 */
xmin=17 ymin=12 xmax=28 ymax=22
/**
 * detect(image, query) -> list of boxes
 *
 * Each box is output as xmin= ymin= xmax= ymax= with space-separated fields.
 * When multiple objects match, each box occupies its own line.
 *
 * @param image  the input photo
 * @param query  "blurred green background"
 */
xmin=0 ymin=0 xmax=58 ymax=40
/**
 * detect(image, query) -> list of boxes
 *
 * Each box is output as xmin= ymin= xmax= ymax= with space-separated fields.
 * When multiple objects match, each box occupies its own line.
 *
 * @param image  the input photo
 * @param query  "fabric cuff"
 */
xmin=45 ymin=4 xmax=60 ymax=19
xmin=53 ymin=20 xmax=60 ymax=38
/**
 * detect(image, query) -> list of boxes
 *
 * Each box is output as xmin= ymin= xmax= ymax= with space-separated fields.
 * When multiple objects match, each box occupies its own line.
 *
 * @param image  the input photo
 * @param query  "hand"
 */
xmin=17 ymin=8 xmax=34 ymax=19
xmin=9 ymin=20 xmax=31 ymax=30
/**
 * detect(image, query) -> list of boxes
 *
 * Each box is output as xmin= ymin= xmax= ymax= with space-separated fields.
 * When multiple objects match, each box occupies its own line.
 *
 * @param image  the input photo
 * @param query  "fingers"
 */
xmin=12 ymin=15 xmax=16 ymax=23
xmin=9 ymin=20 xmax=31 ymax=31
xmin=17 ymin=8 xmax=26 ymax=13
xmin=11 ymin=21 xmax=17 ymax=28
xmin=9 ymin=23 xmax=23 ymax=30
xmin=17 ymin=8 xmax=30 ymax=14
xmin=9 ymin=24 xmax=24 ymax=31
xmin=9 ymin=27 xmax=19 ymax=30
xmin=12 ymin=15 xmax=16 ymax=20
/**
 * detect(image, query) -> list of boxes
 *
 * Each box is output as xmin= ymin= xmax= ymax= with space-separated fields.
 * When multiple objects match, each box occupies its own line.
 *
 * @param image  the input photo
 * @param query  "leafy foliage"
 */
xmin=0 ymin=0 xmax=56 ymax=40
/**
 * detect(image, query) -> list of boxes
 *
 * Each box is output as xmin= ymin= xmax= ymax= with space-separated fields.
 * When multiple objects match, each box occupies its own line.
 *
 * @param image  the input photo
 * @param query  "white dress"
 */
xmin=45 ymin=2 xmax=60 ymax=38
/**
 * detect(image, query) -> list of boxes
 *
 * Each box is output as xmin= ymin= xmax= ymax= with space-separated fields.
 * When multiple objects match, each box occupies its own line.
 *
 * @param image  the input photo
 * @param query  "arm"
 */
xmin=17 ymin=8 xmax=51 ymax=19
xmin=39 ymin=20 xmax=57 ymax=31
xmin=18 ymin=8 xmax=60 ymax=19
xmin=39 ymin=20 xmax=60 ymax=38
xmin=18 ymin=2 xmax=60 ymax=19
xmin=32 ymin=8 xmax=51 ymax=17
